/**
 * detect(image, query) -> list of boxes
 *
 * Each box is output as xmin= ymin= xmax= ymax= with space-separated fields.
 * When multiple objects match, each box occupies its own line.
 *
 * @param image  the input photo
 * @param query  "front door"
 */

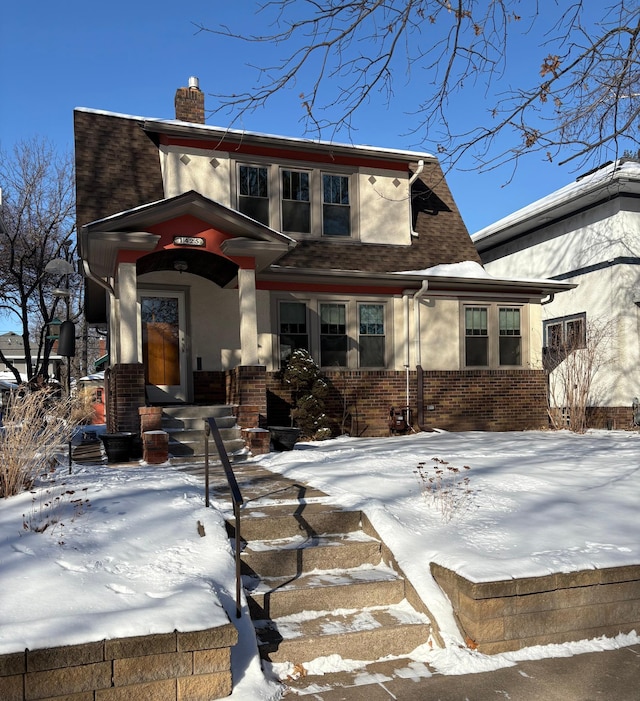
xmin=139 ymin=291 xmax=189 ymax=403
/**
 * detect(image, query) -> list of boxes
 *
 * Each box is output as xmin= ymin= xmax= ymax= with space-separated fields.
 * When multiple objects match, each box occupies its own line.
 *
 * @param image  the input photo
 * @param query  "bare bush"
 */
xmin=546 ymin=319 xmax=612 ymax=433
xmin=0 ymin=388 xmax=92 ymax=498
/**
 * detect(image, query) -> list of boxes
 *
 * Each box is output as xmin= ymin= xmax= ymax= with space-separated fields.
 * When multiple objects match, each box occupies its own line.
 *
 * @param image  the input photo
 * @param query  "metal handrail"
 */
xmin=204 ymin=416 xmax=244 ymax=618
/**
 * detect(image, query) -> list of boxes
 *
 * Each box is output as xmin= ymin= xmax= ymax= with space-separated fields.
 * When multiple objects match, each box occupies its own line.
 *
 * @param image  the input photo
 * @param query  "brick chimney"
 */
xmin=175 ymin=77 xmax=205 ymax=124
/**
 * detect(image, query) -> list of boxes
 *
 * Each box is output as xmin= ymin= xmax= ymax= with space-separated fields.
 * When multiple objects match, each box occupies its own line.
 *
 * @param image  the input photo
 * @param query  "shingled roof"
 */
xmin=74 ymin=109 xmax=479 ymax=272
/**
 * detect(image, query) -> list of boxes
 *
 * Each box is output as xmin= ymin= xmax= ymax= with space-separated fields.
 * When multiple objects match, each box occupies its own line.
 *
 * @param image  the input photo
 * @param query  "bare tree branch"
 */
xmin=0 ymin=138 xmax=78 ymax=383
xmin=197 ymin=0 xmax=640 ymax=174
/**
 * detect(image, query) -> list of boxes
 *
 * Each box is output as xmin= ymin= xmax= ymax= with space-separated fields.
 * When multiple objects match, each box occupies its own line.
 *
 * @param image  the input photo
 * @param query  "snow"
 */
xmin=472 ymin=159 xmax=640 ymax=242
xmin=1 ymin=429 xmax=639 ymax=699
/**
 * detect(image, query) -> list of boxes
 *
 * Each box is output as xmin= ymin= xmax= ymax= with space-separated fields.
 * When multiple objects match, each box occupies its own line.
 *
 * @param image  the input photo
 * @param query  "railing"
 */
xmin=203 ymin=417 xmax=244 ymax=618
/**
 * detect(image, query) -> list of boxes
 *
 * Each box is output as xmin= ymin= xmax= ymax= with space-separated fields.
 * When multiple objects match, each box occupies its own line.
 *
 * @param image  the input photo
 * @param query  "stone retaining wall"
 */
xmin=431 ymin=563 xmax=640 ymax=654
xmin=0 ymin=624 xmax=237 ymax=701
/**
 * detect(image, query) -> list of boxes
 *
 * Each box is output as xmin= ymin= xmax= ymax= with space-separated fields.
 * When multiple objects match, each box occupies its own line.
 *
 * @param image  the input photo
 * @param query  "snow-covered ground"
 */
xmin=1 ymin=429 xmax=639 ymax=700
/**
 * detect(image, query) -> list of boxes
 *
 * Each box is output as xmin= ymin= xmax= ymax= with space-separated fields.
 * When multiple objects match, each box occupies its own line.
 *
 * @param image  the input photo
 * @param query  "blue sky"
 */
xmin=0 ymin=1 xmax=617 ymax=238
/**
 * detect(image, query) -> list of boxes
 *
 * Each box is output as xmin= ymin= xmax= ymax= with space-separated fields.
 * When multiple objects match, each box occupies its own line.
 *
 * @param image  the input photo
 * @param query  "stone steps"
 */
xmin=226 ymin=479 xmax=434 ymax=689
xmin=159 ymin=405 xmax=248 ymax=465
xmin=255 ymin=601 xmax=431 ymax=664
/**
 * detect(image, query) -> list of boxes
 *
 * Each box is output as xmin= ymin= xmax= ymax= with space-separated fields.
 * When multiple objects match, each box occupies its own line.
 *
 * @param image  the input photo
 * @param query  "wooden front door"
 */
xmin=140 ymin=291 xmax=188 ymax=402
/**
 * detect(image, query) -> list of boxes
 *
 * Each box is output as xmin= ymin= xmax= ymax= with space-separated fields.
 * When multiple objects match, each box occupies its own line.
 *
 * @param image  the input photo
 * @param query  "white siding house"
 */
xmin=473 ymin=160 xmax=640 ymax=428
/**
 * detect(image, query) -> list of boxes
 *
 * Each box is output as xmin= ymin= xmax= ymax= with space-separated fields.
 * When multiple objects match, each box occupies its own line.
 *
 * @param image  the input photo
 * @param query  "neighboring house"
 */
xmin=473 ymin=159 xmax=640 ymax=429
xmin=75 ymin=78 xmax=571 ymax=438
xmin=0 ymin=331 xmax=63 ymax=385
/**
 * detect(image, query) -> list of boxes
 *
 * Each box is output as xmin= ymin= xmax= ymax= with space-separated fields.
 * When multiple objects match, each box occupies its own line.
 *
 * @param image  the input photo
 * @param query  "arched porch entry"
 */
xmin=80 ymin=190 xmax=295 ymax=432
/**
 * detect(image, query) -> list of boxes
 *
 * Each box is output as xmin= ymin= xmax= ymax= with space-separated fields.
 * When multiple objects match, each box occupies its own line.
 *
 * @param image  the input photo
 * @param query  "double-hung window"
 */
xmin=464 ymin=304 xmax=524 ymax=368
xmin=499 ymin=307 xmax=521 ymax=365
xmin=322 ymin=174 xmax=350 ymax=236
xmin=281 ymin=169 xmax=311 ymax=233
xmin=465 ymin=307 xmax=489 ymax=366
xmin=238 ymin=165 xmax=269 ymax=225
xmin=279 ymin=301 xmax=309 ymax=362
xmin=359 ymin=303 xmax=385 ymax=367
xmin=320 ymin=303 xmax=348 ymax=366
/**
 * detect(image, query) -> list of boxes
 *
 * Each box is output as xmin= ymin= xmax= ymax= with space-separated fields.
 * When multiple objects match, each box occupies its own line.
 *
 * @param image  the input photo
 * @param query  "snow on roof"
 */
xmin=473 ymin=159 xmax=640 ymax=242
xmin=397 ymin=261 xmax=491 ymax=278
xmin=394 ymin=260 xmax=568 ymax=287
xmin=74 ymin=107 xmax=435 ymax=161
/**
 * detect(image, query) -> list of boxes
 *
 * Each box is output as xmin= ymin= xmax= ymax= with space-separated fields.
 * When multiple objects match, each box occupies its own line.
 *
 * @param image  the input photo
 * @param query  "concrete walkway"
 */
xmin=303 ymin=643 xmax=640 ymax=700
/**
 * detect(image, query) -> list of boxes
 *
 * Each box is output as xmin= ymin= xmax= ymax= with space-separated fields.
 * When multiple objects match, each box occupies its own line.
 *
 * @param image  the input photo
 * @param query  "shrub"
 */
xmin=281 ymin=349 xmax=332 ymax=440
xmin=0 ymin=387 xmax=92 ymax=498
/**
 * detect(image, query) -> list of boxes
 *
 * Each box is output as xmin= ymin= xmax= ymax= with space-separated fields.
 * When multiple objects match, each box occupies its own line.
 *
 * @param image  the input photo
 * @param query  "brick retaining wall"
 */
xmin=431 ymin=563 xmax=640 ymax=654
xmin=0 ymin=624 xmax=237 ymax=701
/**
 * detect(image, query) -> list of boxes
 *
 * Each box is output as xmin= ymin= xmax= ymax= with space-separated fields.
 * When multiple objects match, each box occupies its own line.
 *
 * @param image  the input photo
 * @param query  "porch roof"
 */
xmin=80 ymin=190 xmax=296 ymax=280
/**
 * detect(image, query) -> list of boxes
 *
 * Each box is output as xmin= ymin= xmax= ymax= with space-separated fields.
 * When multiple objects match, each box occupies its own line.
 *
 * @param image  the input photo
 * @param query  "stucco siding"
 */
xmin=357 ymin=169 xmax=411 ymax=244
xmin=159 ymin=146 xmax=231 ymax=206
xmin=420 ymin=298 xmax=460 ymax=370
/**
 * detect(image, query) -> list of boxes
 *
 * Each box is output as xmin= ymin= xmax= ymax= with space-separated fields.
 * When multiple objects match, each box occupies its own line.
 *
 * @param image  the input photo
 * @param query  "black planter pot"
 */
xmin=100 ymin=432 xmax=136 ymax=463
xmin=268 ymin=426 xmax=302 ymax=451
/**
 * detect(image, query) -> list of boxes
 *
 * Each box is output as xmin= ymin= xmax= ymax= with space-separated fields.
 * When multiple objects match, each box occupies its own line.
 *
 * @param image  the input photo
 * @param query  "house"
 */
xmin=473 ymin=159 xmax=640 ymax=429
xmin=75 ymin=78 xmax=572 ymax=441
xmin=0 ymin=331 xmax=63 ymax=385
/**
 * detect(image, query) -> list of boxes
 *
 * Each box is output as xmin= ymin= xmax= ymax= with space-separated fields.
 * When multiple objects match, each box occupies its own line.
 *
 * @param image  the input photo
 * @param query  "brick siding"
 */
xmin=105 ymin=364 xmax=146 ymax=434
xmin=265 ymin=368 xmax=548 ymax=436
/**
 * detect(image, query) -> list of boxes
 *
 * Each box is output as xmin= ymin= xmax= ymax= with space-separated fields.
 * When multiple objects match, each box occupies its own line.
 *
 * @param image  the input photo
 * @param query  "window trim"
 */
xmin=233 ymin=157 xmax=358 ymax=238
xmin=358 ymin=302 xmax=387 ymax=368
xmin=273 ymin=296 xmax=389 ymax=370
xmin=461 ymin=302 xmax=526 ymax=369
xmin=543 ymin=312 xmax=587 ymax=351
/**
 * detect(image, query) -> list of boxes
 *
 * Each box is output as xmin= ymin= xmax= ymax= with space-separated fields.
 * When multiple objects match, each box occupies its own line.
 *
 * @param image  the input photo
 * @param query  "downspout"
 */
xmin=409 ymin=160 xmax=425 ymax=239
xmin=413 ymin=280 xmax=429 ymax=368
xmin=413 ymin=280 xmax=429 ymax=428
xmin=541 ymin=293 xmax=555 ymax=305
xmin=82 ymin=260 xmax=114 ymax=296
xmin=408 ymin=160 xmax=425 ymax=186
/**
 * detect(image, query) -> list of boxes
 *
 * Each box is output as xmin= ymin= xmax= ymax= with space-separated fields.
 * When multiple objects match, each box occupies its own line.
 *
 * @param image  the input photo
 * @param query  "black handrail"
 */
xmin=204 ymin=417 xmax=244 ymax=618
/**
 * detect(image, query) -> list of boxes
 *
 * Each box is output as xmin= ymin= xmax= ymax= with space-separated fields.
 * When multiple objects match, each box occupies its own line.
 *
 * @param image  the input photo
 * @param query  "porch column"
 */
xmin=117 ymin=261 xmax=139 ymax=364
xmin=238 ymin=267 xmax=259 ymax=366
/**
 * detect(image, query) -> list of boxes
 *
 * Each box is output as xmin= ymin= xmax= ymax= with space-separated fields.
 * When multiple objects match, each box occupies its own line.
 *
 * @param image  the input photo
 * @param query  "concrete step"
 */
xmin=228 ymin=506 xmax=363 ymax=541
xmin=161 ymin=404 xmax=236 ymax=420
xmin=161 ymin=414 xmax=237 ymax=431
xmin=241 ymin=531 xmax=382 ymax=577
xmin=245 ymin=562 xmax=405 ymax=619
xmin=280 ymin=655 xmax=435 ymax=693
xmin=256 ymin=600 xmax=431 ymax=664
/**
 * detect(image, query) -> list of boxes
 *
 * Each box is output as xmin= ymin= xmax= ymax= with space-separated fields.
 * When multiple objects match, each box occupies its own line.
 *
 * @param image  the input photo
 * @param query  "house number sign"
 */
xmin=173 ymin=236 xmax=205 ymax=246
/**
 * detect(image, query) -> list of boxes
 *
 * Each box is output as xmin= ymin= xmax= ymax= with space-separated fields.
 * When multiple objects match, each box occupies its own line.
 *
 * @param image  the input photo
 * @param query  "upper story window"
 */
xmin=279 ymin=301 xmax=309 ymax=362
xmin=322 ymin=174 xmax=351 ymax=236
xmin=463 ymin=304 xmax=524 ymax=368
xmin=238 ymin=165 xmax=269 ymax=226
xmin=359 ymin=303 xmax=385 ymax=367
xmin=281 ymin=169 xmax=311 ymax=233
xmin=235 ymin=161 xmax=355 ymax=237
